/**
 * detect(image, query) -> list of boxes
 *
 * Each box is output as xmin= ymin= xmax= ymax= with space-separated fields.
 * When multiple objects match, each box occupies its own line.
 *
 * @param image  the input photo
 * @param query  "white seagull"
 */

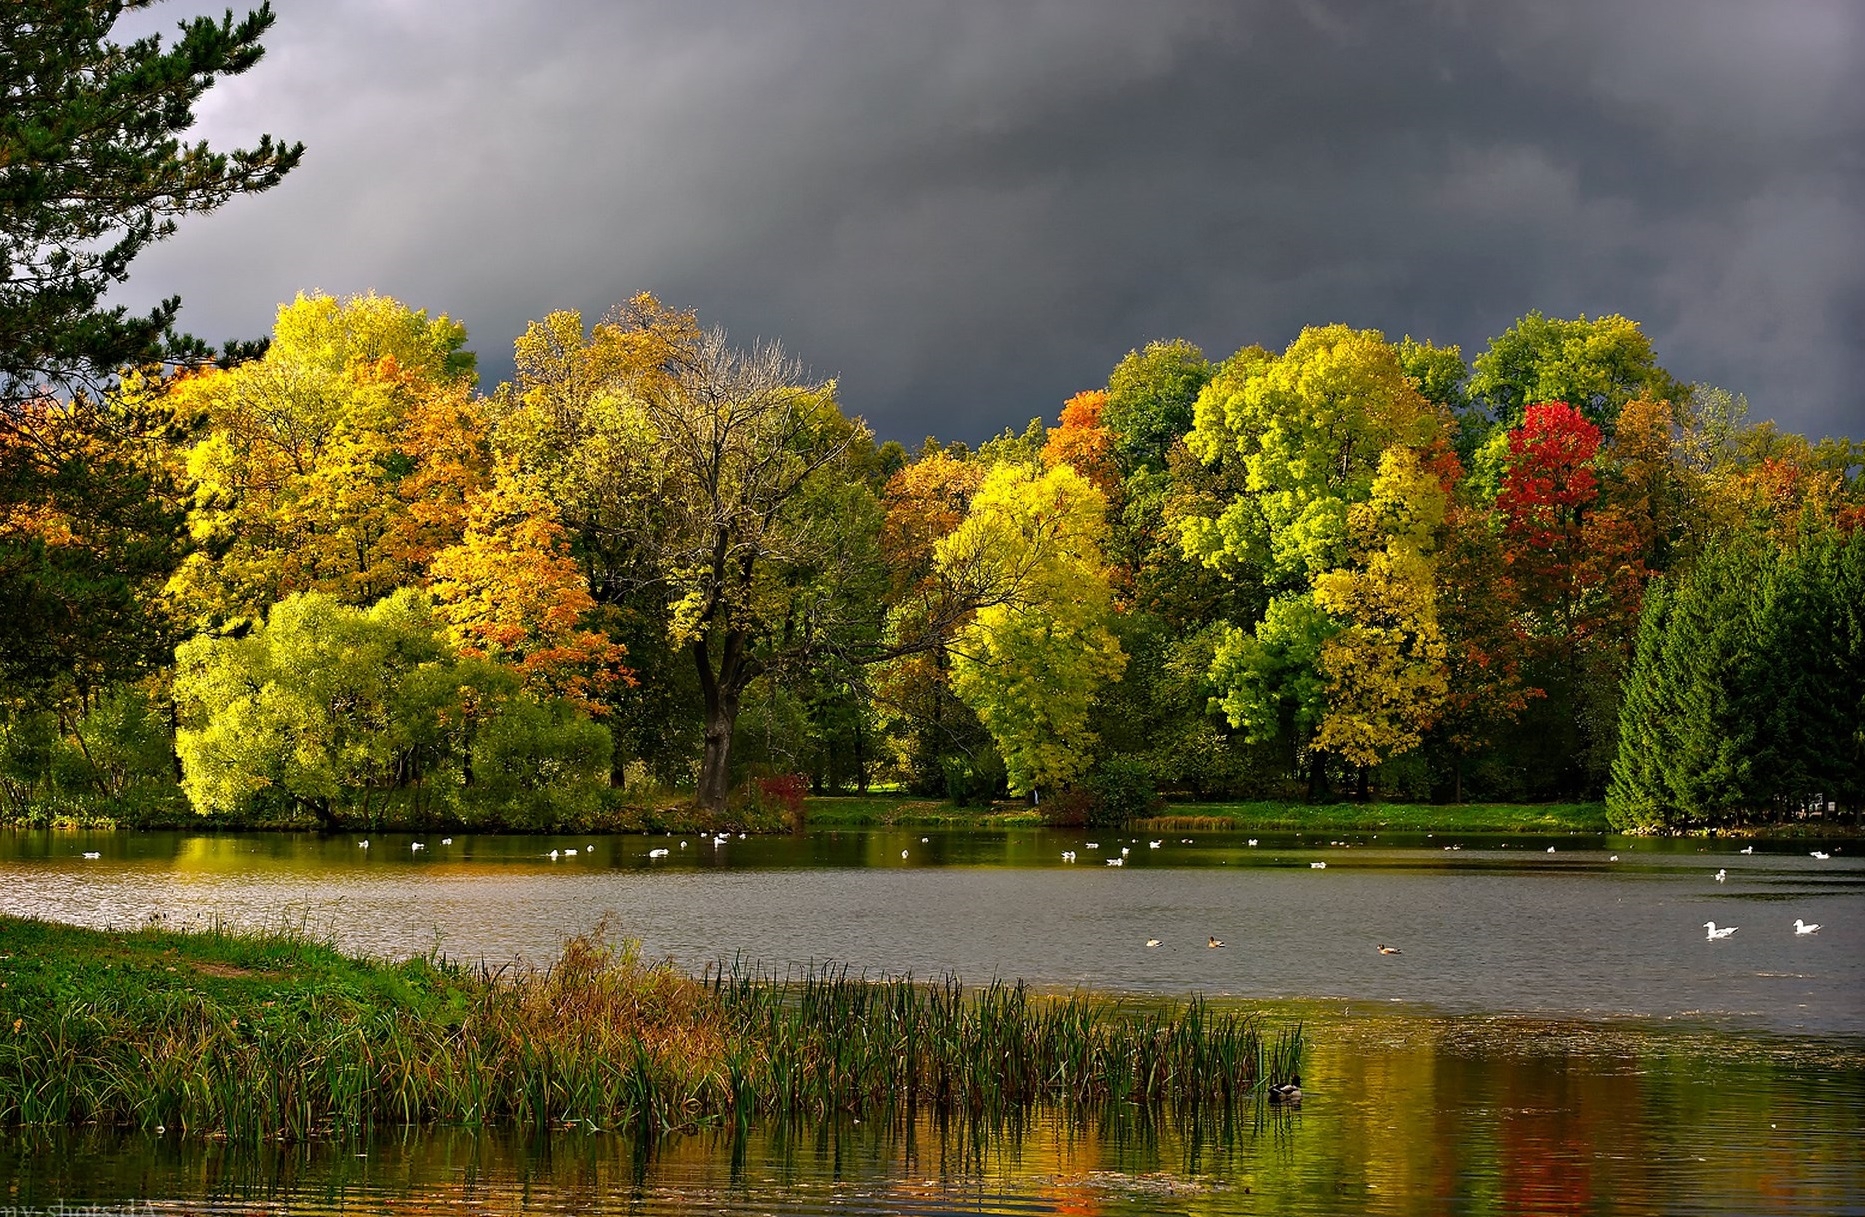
xmin=1794 ymin=919 xmax=1821 ymax=935
xmin=1703 ymin=921 xmax=1737 ymax=940
xmin=411 ymin=842 xmax=424 ymax=851
xmin=1740 ymin=846 xmax=1754 ymax=854
xmin=1149 ymin=840 xmax=1162 ymax=849
xmin=1311 ymin=861 xmax=1327 ymax=869
xmin=1107 ymin=857 xmax=1124 ymax=866
xmin=1714 ymin=869 xmax=1726 ymax=883
xmin=1146 ymin=938 xmax=1162 ymax=948
xmin=1811 ymin=851 xmax=1831 ymax=860
xmin=441 ymin=838 xmax=453 ymax=845
xmin=647 ymin=848 xmax=667 ymax=858
xmin=81 ymin=852 xmax=101 ymax=860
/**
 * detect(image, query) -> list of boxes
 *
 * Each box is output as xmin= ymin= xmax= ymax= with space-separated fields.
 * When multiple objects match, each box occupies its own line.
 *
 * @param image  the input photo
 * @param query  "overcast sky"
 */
xmin=119 ymin=0 xmax=1864 ymax=442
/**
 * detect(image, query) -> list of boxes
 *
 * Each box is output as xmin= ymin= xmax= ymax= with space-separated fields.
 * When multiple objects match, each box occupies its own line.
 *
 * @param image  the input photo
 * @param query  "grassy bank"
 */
xmin=1139 ymin=800 xmax=1610 ymax=834
xmin=804 ymin=795 xmax=1609 ymax=834
xmin=0 ymin=916 xmax=1300 ymax=1141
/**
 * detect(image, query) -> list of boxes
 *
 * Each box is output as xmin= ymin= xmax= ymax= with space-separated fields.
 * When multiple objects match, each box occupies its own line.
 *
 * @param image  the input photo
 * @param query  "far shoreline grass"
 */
xmin=0 ymin=915 xmax=1301 ymax=1142
xmin=803 ymin=795 xmax=1610 ymax=835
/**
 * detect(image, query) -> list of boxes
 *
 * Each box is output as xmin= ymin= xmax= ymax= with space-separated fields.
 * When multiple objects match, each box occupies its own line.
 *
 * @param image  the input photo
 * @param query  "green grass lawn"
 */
xmin=805 ymin=794 xmax=1609 ymax=834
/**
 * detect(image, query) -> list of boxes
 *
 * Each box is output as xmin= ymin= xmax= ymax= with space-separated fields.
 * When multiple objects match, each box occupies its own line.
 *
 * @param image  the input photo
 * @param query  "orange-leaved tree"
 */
xmin=427 ymin=470 xmax=631 ymax=714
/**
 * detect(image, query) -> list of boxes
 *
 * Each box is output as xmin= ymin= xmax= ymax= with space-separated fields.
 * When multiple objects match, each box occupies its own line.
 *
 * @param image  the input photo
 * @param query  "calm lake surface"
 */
xmin=3 ymin=826 xmax=1862 ymax=1214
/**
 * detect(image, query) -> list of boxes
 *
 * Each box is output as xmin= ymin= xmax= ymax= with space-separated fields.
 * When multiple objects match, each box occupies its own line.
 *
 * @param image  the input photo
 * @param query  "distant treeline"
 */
xmin=2 ymin=295 xmax=1861 ymax=831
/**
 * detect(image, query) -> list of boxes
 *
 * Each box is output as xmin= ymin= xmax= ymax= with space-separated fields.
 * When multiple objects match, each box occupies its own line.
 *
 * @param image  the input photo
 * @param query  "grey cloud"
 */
xmin=118 ymin=0 xmax=1864 ymax=440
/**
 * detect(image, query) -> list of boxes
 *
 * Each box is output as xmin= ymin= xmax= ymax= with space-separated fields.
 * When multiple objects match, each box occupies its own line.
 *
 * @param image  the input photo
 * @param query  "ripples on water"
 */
xmin=2 ymin=827 xmax=1861 ymax=1213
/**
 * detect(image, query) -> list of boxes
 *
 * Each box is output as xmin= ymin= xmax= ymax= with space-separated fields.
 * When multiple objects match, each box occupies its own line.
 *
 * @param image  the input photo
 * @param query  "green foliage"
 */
xmin=1608 ymin=525 xmax=1865 ymax=828
xmin=0 ymin=0 xmax=303 ymax=405
xmin=173 ymin=589 xmax=607 ymax=826
xmin=1103 ymin=339 xmax=1212 ymax=475
xmin=466 ymin=696 xmax=612 ymax=828
xmin=1468 ymin=311 xmax=1683 ymax=427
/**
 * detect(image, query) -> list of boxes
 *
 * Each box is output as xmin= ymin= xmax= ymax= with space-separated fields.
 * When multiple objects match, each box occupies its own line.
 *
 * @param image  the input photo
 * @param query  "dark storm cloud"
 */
xmin=121 ymin=0 xmax=1865 ymax=440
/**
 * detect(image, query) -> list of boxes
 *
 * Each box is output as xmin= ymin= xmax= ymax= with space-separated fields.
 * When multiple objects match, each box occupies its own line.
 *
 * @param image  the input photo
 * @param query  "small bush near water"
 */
xmin=0 ymin=916 xmax=1301 ymax=1142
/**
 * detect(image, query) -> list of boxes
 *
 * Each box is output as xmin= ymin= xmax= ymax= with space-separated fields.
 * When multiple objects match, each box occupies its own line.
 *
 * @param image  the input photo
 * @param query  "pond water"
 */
xmin=2 ymin=826 xmax=1862 ymax=1214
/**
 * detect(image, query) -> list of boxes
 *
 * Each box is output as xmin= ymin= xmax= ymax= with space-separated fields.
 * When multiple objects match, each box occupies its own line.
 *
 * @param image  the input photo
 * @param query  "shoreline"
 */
xmin=4 ymin=792 xmax=1857 ymax=839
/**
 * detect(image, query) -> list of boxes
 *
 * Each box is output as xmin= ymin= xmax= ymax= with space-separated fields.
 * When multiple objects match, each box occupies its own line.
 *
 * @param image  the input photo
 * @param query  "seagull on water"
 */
xmin=1794 ymin=919 xmax=1821 ymax=935
xmin=1061 ymin=851 xmax=1076 ymax=863
xmin=1546 ymin=846 xmax=1556 ymax=853
xmin=1146 ymin=938 xmax=1162 ymax=948
xmin=1740 ymin=846 xmax=1754 ymax=854
xmin=1703 ymin=921 xmax=1737 ymax=940
xmin=647 ymin=848 xmax=667 ymax=858
xmin=1311 ymin=861 xmax=1327 ymax=869
xmin=1377 ymin=944 xmax=1402 ymax=955
xmin=358 ymin=840 xmax=369 ymax=849
xmin=1247 ymin=839 xmax=1258 ymax=846
xmin=1208 ymin=936 xmax=1225 ymax=948
xmin=549 ymin=849 xmax=561 ymax=860
xmin=1149 ymin=840 xmax=1162 ymax=849
xmin=81 ymin=852 xmax=101 ymax=860
xmin=441 ymin=838 xmax=452 ymax=845
xmin=1811 ymin=851 xmax=1831 ymax=860
xmin=411 ymin=842 xmax=424 ymax=851
xmin=1714 ymin=869 xmax=1726 ymax=883
xmin=1107 ymin=857 xmax=1124 ymax=866
xmin=1610 ymin=855 xmax=1620 ymax=862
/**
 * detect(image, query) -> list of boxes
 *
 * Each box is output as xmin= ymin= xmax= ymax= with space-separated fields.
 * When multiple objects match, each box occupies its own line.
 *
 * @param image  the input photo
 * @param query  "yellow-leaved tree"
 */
xmin=936 ymin=462 xmax=1126 ymax=795
xmin=166 ymin=293 xmax=486 ymax=629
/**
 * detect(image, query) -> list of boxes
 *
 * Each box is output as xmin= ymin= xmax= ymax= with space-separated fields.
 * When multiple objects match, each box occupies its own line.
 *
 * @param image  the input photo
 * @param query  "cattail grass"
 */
xmin=0 ymin=916 xmax=1302 ymax=1140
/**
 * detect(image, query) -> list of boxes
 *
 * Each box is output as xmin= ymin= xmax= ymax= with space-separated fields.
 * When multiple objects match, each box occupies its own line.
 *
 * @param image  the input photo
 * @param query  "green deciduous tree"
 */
xmin=1103 ymin=339 xmax=1211 ymax=475
xmin=1469 ymin=311 xmax=1682 ymax=428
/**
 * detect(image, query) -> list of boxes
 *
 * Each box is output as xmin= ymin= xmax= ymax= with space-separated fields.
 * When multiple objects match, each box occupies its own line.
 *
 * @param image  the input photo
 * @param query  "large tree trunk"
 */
xmin=694 ymin=628 xmax=756 ymax=812
xmin=697 ymin=693 xmax=741 ymax=811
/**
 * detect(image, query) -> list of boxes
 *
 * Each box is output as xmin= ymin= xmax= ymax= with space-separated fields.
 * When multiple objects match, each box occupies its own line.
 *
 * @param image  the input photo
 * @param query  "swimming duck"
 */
xmin=1146 ymin=938 xmax=1162 ymax=948
xmin=1377 ymin=944 xmax=1402 ymax=955
xmin=1794 ymin=919 xmax=1821 ymax=935
xmin=1703 ymin=921 xmax=1737 ymax=940
xmin=1267 ymin=1076 xmax=1302 ymax=1105
xmin=1208 ymin=936 xmax=1226 ymax=948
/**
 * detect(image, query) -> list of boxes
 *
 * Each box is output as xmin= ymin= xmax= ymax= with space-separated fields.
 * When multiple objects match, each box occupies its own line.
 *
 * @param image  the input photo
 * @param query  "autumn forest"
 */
xmin=3 ymin=286 xmax=1861 ymax=834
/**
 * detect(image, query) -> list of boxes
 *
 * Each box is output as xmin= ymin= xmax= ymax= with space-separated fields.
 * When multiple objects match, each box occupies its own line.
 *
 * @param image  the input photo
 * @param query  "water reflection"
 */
xmin=4 ymin=1011 xmax=1859 ymax=1214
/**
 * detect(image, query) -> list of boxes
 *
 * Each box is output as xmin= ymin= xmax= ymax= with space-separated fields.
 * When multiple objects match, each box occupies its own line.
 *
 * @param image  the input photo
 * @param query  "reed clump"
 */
xmin=0 ymin=915 xmax=1301 ymax=1140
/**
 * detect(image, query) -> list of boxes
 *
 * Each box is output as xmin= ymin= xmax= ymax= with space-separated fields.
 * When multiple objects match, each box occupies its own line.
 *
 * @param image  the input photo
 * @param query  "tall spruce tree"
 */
xmin=1606 ymin=577 xmax=1672 ymax=830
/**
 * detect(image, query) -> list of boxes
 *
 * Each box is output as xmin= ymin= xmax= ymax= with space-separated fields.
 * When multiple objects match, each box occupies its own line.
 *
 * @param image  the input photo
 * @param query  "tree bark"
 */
xmin=694 ymin=628 xmax=756 ymax=811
